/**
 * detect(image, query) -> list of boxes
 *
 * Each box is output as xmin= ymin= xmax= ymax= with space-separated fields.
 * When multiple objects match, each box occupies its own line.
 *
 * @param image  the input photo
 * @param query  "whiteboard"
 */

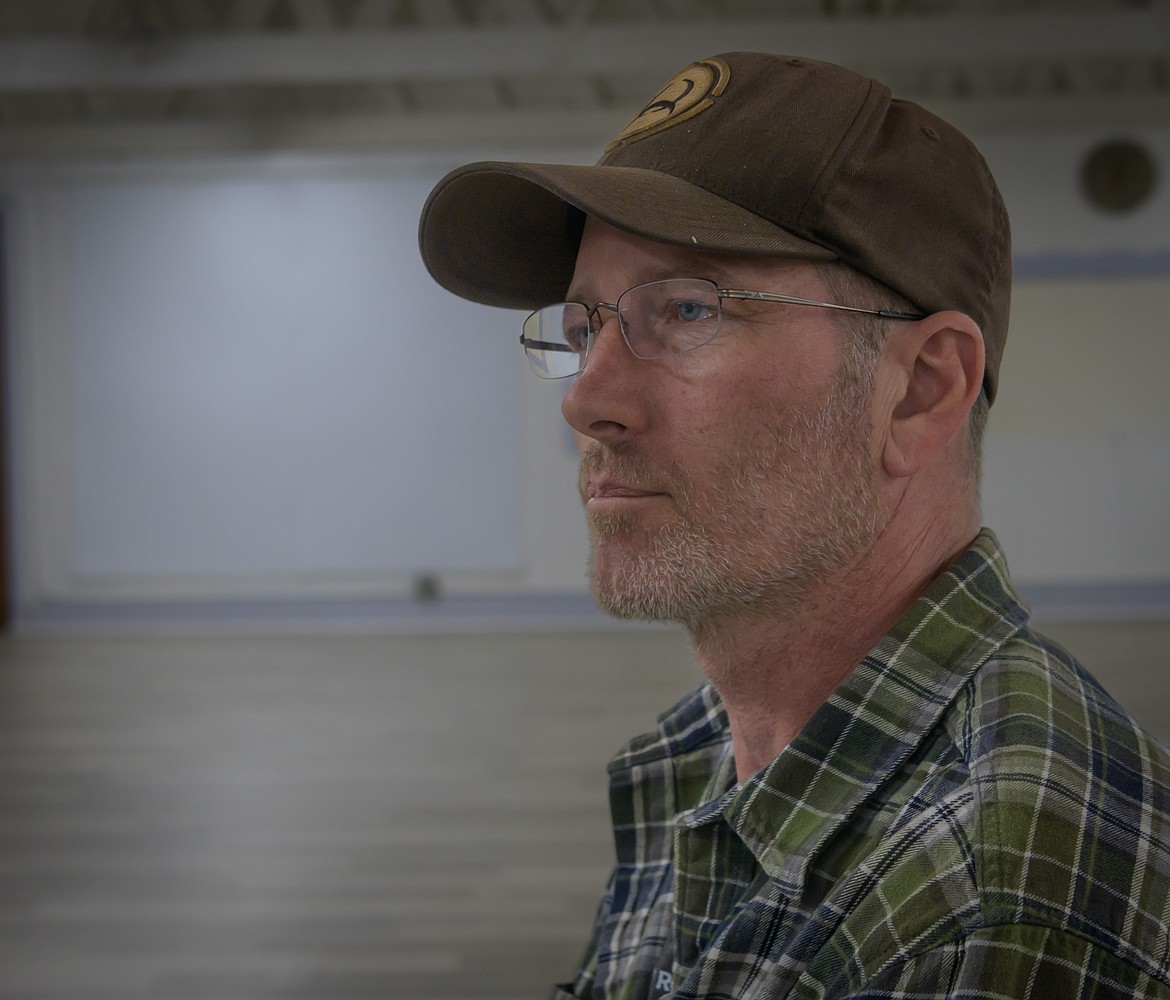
xmin=50 ymin=170 xmax=524 ymax=582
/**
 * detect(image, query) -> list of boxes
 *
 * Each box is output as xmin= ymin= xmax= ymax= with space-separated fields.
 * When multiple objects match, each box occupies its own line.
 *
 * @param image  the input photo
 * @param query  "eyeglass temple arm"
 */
xmin=718 ymin=289 xmax=925 ymax=322
xmin=519 ymin=334 xmax=578 ymax=353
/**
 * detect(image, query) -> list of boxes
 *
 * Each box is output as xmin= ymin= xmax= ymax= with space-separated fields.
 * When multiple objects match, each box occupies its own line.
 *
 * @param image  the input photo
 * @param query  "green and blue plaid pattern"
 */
xmin=555 ymin=531 xmax=1170 ymax=999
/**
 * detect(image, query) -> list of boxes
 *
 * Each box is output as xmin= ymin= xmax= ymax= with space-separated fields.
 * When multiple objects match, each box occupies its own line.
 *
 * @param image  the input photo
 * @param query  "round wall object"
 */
xmin=1080 ymin=139 xmax=1158 ymax=213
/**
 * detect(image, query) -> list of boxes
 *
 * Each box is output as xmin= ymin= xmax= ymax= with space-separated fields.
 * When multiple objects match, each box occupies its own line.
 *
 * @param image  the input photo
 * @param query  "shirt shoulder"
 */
xmin=822 ymin=627 xmax=1170 ymax=993
xmin=962 ymin=625 xmax=1170 ymax=960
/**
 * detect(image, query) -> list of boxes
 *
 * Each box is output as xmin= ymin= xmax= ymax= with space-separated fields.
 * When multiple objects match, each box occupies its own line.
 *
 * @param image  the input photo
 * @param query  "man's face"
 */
xmin=561 ymin=219 xmax=882 ymax=629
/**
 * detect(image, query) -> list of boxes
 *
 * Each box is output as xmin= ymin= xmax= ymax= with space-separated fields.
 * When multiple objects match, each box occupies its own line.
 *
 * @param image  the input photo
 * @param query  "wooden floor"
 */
xmin=0 ymin=620 xmax=1166 ymax=999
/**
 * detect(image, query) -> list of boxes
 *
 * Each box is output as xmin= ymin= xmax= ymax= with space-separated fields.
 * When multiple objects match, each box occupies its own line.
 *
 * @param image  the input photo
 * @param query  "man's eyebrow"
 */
xmin=564 ymin=253 xmax=803 ymax=303
xmin=565 ymin=262 xmax=732 ymax=303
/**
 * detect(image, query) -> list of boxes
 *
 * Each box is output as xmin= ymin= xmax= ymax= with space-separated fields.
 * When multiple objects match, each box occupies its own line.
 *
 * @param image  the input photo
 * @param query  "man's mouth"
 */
xmin=583 ymin=475 xmax=668 ymax=512
xmin=578 ymin=445 xmax=684 ymax=515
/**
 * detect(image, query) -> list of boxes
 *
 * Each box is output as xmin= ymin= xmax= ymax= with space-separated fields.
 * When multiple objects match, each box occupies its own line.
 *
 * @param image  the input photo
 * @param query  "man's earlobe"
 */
xmin=881 ymin=312 xmax=984 ymax=480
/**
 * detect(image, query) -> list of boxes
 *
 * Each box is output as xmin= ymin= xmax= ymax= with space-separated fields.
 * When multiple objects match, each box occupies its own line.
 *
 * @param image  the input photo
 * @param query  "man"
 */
xmin=418 ymin=53 xmax=1170 ymax=998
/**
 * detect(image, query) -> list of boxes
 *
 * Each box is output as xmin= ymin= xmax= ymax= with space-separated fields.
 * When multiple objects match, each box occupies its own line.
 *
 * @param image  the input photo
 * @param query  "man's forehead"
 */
xmin=569 ymin=217 xmax=827 ymax=296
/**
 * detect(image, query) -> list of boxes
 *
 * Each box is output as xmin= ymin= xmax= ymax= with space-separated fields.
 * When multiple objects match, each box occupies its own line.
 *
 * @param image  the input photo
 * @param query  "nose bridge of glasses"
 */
xmin=586 ymin=300 xmax=619 ymax=329
xmin=585 ymin=300 xmax=626 ymax=351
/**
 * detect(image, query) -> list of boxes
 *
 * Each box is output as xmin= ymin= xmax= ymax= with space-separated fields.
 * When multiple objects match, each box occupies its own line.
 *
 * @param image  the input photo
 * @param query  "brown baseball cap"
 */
xmin=418 ymin=51 xmax=1012 ymax=402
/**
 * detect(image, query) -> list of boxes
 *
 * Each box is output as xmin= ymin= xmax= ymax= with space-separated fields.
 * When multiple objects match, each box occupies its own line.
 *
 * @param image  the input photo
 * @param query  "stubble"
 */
xmin=580 ymin=377 xmax=879 ymax=629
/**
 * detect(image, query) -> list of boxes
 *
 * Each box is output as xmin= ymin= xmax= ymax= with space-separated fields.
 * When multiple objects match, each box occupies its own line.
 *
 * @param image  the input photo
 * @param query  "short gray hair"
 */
xmin=816 ymin=262 xmax=989 ymax=490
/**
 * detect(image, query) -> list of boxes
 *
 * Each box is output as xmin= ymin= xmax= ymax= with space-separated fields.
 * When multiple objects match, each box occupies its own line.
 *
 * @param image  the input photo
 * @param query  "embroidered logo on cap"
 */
xmin=604 ymin=57 xmax=730 ymax=155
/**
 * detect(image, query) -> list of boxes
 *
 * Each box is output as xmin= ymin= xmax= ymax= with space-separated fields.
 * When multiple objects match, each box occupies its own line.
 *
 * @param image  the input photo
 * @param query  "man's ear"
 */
xmin=878 ymin=311 xmax=985 ymax=480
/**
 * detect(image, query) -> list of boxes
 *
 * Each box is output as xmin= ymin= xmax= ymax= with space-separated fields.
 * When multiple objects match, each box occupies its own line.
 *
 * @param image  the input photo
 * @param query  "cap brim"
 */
xmin=418 ymin=160 xmax=836 ymax=310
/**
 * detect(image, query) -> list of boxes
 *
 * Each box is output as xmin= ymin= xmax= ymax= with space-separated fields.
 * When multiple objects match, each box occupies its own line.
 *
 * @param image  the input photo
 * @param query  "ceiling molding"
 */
xmin=0 ymin=2 xmax=1165 ymax=161
xmin=1 ymin=94 xmax=1168 ymax=166
xmin=0 ymin=6 xmax=1167 ymax=91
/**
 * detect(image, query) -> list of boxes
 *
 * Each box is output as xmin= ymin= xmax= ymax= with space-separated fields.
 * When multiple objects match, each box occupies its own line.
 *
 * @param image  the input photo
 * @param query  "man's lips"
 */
xmin=583 ymin=478 xmax=669 ymax=509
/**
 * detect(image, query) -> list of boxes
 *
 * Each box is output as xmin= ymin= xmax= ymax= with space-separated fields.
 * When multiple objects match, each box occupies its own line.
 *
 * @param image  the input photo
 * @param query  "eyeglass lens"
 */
xmin=521 ymin=278 xmax=723 ymax=379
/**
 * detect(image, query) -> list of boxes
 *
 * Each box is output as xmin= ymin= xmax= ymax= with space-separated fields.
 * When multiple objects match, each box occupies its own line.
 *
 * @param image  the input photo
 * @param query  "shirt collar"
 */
xmin=676 ymin=529 xmax=1031 ymax=895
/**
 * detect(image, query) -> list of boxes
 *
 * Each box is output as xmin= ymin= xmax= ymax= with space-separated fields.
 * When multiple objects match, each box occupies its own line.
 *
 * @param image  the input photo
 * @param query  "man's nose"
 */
xmin=584 ymin=310 xmax=633 ymax=371
xmin=560 ymin=313 xmax=649 ymax=445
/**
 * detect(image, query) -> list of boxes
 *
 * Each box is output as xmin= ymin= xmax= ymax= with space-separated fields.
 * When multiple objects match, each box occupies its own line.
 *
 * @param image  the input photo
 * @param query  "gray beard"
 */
xmin=583 ymin=381 xmax=878 ymax=630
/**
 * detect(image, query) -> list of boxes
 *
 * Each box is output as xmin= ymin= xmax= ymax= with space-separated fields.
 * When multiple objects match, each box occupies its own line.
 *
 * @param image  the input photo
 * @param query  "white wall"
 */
xmin=4 ymin=156 xmax=537 ymax=613
xmin=985 ymin=277 xmax=1170 ymax=586
xmin=3 ymin=124 xmax=1168 ymax=626
xmin=977 ymin=127 xmax=1170 ymax=594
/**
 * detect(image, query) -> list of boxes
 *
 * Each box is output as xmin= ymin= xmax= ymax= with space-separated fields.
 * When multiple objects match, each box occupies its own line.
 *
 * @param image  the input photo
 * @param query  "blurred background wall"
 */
xmin=0 ymin=0 xmax=1167 ymax=631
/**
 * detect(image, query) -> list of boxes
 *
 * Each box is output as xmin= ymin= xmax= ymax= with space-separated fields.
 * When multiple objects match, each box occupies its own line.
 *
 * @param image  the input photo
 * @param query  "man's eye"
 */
xmin=564 ymin=324 xmax=589 ymax=353
xmin=675 ymin=300 xmax=713 ymax=323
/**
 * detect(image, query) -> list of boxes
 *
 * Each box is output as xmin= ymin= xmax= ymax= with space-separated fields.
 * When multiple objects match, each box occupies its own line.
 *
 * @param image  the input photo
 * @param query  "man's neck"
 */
xmin=689 ymin=518 xmax=981 ymax=782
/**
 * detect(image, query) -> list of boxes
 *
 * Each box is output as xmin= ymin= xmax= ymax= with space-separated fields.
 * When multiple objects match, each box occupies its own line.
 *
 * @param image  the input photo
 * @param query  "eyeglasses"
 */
xmin=520 ymin=277 xmax=925 ymax=379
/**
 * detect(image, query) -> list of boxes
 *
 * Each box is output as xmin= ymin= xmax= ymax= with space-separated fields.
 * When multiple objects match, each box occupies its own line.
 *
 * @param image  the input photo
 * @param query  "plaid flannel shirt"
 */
xmin=555 ymin=530 xmax=1170 ymax=999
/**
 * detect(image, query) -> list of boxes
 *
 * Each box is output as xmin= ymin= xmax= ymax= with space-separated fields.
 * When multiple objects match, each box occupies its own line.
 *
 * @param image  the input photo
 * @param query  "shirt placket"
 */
xmin=672 ymin=803 xmax=762 ymax=977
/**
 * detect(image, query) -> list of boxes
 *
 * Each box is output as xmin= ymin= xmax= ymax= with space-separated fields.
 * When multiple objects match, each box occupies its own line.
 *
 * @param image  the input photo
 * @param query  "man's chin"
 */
xmin=591 ymin=583 xmax=675 ymax=623
xmin=587 ymin=548 xmax=692 ymax=623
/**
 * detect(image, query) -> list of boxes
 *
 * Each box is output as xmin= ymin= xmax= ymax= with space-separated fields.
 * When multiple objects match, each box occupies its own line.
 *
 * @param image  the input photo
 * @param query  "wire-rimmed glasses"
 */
xmin=520 ymin=277 xmax=925 ymax=379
